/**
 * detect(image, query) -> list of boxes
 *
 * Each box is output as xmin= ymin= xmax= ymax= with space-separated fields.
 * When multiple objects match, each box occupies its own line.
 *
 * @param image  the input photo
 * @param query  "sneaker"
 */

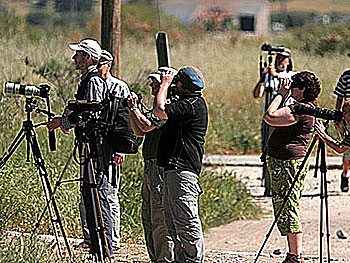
xmin=282 ymin=252 xmax=303 ymax=263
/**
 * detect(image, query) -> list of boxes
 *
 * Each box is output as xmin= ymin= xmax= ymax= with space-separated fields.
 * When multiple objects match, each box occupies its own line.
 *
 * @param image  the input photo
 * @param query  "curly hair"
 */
xmin=290 ymin=71 xmax=321 ymax=102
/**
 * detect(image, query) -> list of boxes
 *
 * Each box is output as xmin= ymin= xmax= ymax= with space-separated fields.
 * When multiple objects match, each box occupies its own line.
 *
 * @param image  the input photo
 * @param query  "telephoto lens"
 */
xmin=4 ymin=82 xmax=42 ymax=97
xmin=292 ymin=102 xmax=343 ymax=122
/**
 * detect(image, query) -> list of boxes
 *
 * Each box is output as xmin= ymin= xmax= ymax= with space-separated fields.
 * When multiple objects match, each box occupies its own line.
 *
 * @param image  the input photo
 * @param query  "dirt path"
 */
xmin=112 ymin=166 xmax=350 ymax=262
xmin=203 ymin=166 xmax=350 ymax=262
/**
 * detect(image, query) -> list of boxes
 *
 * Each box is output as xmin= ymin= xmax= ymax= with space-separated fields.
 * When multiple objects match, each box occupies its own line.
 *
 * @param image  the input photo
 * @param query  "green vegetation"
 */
xmin=270 ymin=0 xmax=350 ymax=14
xmin=1 ymin=0 xmax=350 ymax=261
xmin=200 ymin=168 xmax=261 ymax=230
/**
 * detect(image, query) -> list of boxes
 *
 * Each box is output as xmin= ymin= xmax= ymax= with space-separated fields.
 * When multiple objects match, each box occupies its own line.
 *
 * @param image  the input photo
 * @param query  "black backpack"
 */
xmin=104 ymin=95 xmax=142 ymax=154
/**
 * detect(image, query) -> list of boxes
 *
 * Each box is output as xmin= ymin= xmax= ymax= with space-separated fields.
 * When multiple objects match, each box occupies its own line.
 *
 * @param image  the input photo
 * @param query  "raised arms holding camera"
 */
xmin=253 ymin=48 xmax=293 ymax=99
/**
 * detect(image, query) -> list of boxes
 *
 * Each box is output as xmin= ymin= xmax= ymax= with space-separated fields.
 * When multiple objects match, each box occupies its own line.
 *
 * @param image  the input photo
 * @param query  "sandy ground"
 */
xmin=110 ymin=166 xmax=350 ymax=262
xmin=68 ymin=165 xmax=350 ymax=262
xmin=203 ymin=166 xmax=350 ymax=262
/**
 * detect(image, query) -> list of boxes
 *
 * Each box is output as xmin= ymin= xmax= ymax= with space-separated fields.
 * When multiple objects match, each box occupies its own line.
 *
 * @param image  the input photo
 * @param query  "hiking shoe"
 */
xmin=282 ymin=252 xmax=304 ymax=263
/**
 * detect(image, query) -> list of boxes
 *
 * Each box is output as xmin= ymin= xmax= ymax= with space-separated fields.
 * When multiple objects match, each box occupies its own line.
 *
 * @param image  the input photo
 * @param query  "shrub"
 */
xmin=291 ymin=23 xmax=350 ymax=56
xmin=200 ymin=168 xmax=261 ymax=230
xmin=271 ymin=11 xmax=317 ymax=29
xmin=195 ymin=7 xmax=233 ymax=32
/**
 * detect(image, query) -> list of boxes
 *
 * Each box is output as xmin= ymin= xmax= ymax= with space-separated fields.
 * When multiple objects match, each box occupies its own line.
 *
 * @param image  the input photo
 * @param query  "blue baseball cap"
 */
xmin=177 ymin=66 xmax=205 ymax=91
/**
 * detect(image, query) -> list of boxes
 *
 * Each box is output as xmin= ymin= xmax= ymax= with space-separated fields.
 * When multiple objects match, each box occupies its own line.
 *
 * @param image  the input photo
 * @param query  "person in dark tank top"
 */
xmin=263 ymin=71 xmax=321 ymax=263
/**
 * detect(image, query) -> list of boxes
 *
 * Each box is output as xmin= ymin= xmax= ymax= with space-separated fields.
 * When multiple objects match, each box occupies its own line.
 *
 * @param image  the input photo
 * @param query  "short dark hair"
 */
xmin=291 ymin=71 xmax=321 ymax=102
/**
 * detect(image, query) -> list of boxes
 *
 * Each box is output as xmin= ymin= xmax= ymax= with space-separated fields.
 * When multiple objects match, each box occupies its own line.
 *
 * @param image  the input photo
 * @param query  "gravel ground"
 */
xmin=203 ymin=166 xmax=350 ymax=263
xmin=67 ymin=165 xmax=350 ymax=262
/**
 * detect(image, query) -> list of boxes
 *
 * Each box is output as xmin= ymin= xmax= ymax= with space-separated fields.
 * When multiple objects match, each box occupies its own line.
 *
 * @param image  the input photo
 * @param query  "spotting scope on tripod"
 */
xmin=4 ymin=82 xmax=56 ymax=152
xmin=0 ymin=82 xmax=72 ymax=259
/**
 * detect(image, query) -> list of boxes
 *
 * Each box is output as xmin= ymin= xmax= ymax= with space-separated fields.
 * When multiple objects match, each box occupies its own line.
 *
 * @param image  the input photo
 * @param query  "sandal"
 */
xmin=340 ymin=173 xmax=349 ymax=193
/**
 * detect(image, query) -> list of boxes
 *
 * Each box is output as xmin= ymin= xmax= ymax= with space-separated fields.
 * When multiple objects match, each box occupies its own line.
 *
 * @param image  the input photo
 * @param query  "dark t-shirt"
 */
xmin=157 ymin=94 xmax=208 ymax=175
xmin=142 ymin=128 xmax=162 ymax=160
xmin=267 ymin=102 xmax=316 ymax=160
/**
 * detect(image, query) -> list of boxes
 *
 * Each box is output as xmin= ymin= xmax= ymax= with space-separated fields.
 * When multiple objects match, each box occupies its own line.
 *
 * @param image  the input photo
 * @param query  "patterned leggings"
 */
xmin=267 ymin=156 xmax=309 ymax=236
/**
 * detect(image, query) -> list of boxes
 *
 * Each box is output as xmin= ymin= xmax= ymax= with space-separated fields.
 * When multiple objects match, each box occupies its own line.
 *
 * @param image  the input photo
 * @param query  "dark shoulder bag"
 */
xmin=105 ymin=95 xmax=142 ymax=154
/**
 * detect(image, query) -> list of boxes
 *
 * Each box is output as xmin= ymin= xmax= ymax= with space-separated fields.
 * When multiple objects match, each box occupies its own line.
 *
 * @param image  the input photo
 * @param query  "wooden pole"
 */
xmin=101 ymin=0 xmax=121 ymax=78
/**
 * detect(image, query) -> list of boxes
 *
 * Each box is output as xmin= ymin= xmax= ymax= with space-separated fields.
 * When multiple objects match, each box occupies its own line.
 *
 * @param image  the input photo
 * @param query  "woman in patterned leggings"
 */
xmin=263 ymin=71 xmax=321 ymax=263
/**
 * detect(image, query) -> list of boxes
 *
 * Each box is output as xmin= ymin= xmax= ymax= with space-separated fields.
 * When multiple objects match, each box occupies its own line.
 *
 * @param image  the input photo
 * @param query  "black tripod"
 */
xmin=0 ymin=97 xmax=72 ymax=259
xmin=254 ymin=133 xmax=331 ymax=263
xmin=32 ymin=126 xmax=112 ymax=262
xmin=79 ymin=131 xmax=112 ymax=262
xmin=260 ymin=52 xmax=275 ymax=197
xmin=314 ymin=138 xmax=331 ymax=263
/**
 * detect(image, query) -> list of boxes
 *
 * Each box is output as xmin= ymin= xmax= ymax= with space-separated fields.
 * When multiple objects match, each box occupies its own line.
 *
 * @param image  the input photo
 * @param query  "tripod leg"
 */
xmin=319 ymin=158 xmax=324 ymax=263
xmin=28 ymin=131 xmax=72 ymax=259
xmin=262 ymin=90 xmax=272 ymax=196
xmin=32 ymin=142 xmax=77 ymax=243
xmin=82 ymin=143 xmax=111 ymax=261
xmin=261 ymin=123 xmax=272 ymax=197
xmin=0 ymin=129 xmax=26 ymax=169
xmin=319 ymin=141 xmax=331 ymax=263
xmin=254 ymin=135 xmax=318 ymax=263
xmin=324 ymin=179 xmax=331 ymax=263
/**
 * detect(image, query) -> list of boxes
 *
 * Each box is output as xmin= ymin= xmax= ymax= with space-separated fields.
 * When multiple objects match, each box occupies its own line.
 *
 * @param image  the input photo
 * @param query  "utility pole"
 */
xmin=101 ymin=0 xmax=121 ymax=78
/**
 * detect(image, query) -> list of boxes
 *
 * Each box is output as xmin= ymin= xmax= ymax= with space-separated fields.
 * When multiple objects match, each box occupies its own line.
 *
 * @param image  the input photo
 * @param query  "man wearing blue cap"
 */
xmin=153 ymin=66 xmax=208 ymax=263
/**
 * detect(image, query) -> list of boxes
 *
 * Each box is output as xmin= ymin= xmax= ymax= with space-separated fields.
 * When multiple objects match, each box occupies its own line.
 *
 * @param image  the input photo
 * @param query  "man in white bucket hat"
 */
xmin=47 ymin=38 xmax=113 ymax=260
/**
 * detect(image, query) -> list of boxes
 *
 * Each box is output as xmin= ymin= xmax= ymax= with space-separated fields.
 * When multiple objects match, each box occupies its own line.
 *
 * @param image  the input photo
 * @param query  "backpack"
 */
xmin=104 ymin=94 xmax=142 ymax=154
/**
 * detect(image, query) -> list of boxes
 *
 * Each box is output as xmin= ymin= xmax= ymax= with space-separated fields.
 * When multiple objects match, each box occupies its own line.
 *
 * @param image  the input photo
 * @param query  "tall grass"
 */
xmin=270 ymin=0 xmax=350 ymax=13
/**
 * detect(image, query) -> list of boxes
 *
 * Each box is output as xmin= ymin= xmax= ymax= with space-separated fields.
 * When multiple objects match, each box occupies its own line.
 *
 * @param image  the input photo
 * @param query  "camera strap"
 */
xmin=75 ymin=70 xmax=105 ymax=100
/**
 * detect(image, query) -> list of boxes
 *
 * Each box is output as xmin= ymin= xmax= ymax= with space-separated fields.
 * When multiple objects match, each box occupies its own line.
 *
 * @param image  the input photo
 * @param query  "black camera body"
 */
xmin=67 ymin=100 xmax=106 ymax=113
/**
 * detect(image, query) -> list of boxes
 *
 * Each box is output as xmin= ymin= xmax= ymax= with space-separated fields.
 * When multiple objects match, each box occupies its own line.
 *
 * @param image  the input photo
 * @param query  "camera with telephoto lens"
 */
xmin=292 ymin=102 xmax=343 ymax=122
xmin=4 ymin=82 xmax=50 ymax=98
xmin=261 ymin=43 xmax=286 ymax=53
xmin=67 ymin=100 xmax=106 ymax=113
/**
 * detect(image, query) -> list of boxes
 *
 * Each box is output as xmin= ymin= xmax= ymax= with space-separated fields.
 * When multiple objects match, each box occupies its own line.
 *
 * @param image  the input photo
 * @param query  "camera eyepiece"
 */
xmin=4 ymin=82 xmax=50 ymax=98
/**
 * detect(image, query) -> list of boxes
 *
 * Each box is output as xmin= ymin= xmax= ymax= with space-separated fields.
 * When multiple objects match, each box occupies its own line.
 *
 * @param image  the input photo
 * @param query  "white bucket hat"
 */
xmin=69 ymin=39 xmax=102 ymax=60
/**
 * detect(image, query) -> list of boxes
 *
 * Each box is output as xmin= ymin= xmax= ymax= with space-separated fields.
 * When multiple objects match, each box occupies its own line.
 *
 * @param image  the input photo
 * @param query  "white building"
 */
xmin=155 ymin=0 xmax=270 ymax=35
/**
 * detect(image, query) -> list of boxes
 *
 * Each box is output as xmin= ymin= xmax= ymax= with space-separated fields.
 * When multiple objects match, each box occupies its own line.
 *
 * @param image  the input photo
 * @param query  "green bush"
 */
xmin=200 ymin=169 xmax=261 ymax=230
xmin=291 ymin=23 xmax=350 ymax=56
xmin=271 ymin=11 xmax=317 ymax=29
